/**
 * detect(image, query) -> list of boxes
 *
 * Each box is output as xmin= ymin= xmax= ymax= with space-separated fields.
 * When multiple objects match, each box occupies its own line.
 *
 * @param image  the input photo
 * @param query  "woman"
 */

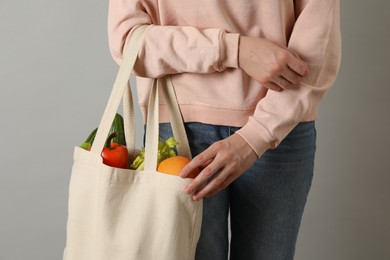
xmin=108 ymin=0 xmax=341 ymax=259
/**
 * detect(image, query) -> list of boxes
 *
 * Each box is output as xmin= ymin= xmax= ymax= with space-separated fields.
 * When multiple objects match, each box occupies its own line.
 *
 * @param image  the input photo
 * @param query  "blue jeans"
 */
xmin=158 ymin=121 xmax=316 ymax=260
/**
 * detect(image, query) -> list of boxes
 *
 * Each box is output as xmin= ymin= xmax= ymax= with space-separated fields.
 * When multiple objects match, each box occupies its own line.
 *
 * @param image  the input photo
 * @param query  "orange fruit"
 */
xmin=157 ymin=156 xmax=200 ymax=178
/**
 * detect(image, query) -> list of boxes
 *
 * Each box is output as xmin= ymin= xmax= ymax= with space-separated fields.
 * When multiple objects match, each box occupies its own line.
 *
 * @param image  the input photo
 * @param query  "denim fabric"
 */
xmin=158 ymin=121 xmax=316 ymax=260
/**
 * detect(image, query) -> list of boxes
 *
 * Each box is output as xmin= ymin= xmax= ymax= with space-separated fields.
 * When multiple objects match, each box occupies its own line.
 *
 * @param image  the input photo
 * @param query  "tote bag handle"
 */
xmin=90 ymin=25 xmax=191 ymax=168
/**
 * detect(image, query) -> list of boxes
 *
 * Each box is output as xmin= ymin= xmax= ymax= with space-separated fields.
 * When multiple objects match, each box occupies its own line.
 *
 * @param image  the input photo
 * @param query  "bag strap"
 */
xmin=91 ymin=25 xmax=191 ymax=169
xmin=90 ymin=25 xmax=147 ymax=155
xmin=162 ymin=77 xmax=192 ymax=159
xmin=123 ymin=82 xmax=136 ymax=158
xmin=144 ymin=79 xmax=159 ymax=170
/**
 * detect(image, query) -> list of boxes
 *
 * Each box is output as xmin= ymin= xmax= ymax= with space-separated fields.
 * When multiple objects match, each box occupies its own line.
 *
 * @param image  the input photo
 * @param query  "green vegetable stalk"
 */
xmin=130 ymin=137 xmax=178 ymax=170
xmin=80 ymin=113 xmax=126 ymax=150
xmin=80 ymin=128 xmax=98 ymax=150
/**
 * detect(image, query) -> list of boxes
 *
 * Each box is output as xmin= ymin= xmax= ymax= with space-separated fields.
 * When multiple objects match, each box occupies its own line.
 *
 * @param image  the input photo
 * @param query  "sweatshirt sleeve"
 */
xmin=107 ymin=0 xmax=240 ymax=78
xmin=236 ymin=0 xmax=342 ymax=157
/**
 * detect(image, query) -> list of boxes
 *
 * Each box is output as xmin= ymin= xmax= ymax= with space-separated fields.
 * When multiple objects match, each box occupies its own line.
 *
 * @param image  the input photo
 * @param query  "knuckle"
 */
xmin=211 ymin=141 xmax=223 ymax=151
xmin=259 ymin=74 xmax=272 ymax=84
xmin=195 ymin=153 xmax=205 ymax=164
xmin=218 ymin=152 xmax=229 ymax=162
xmin=192 ymin=178 xmax=201 ymax=186
xmin=213 ymin=177 xmax=223 ymax=187
xmin=291 ymin=75 xmax=300 ymax=84
xmin=270 ymin=64 xmax=283 ymax=74
xmin=222 ymin=148 xmax=235 ymax=161
xmin=277 ymin=51 xmax=290 ymax=63
xmin=203 ymin=166 xmax=214 ymax=177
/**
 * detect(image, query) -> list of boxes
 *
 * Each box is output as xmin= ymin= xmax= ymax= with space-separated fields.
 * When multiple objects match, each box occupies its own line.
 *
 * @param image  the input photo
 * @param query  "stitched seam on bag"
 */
xmin=190 ymin=201 xmax=202 ymax=255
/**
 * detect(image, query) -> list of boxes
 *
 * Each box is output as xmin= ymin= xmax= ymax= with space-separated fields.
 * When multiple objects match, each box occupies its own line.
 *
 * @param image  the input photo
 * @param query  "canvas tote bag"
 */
xmin=63 ymin=25 xmax=203 ymax=260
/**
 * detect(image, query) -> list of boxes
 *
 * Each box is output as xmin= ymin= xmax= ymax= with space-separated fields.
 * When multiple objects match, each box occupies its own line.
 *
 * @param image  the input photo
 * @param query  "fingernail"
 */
xmin=193 ymin=195 xmax=200 ymax=201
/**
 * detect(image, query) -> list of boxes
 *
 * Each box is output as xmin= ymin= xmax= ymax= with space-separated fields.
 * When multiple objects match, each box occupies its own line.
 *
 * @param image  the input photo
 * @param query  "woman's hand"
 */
xmin=239 ymin=36 xmax=309 ymax=91
xmin=180 ymin=134 xmax=264 ymax=201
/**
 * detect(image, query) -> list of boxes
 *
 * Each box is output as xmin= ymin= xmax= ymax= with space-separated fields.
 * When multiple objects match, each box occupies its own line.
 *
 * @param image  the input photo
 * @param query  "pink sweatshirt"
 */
xmin=108 ymin=0 xmax=341 ymax=156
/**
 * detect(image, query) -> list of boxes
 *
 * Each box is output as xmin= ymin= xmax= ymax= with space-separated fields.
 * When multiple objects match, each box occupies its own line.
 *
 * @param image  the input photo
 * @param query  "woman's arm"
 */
xmin=181 ymin=0 xmax=342 ymax=200
xmin=235 ymin=0 xmax=342 ymax=155
xmin=108 ymin=0 xmax=240 ymax=78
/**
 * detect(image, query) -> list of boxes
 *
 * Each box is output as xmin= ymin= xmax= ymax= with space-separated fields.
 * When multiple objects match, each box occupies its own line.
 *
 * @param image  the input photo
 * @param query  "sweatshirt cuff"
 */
xmin=235 ymin=117 xmax=274 ymax=157
xmin=222 ymin=33 xmax=240 ymax=69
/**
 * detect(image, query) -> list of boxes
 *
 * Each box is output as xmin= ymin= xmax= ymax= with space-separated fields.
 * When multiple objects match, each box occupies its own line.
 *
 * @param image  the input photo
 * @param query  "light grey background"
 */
xmin=0 ymin=1 xmax=389 ymax=259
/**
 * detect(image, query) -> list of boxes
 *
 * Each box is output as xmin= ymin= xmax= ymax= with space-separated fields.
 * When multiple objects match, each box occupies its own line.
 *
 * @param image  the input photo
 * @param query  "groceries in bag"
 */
xmin=79 ymin=113 xmax=199 ymax=177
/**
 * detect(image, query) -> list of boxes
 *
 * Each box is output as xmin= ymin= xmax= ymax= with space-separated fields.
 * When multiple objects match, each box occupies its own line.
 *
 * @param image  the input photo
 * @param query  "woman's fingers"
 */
xmin=238 ymin=36 xmax=309 ymax=92
xmin=270 ymin=63 xmax=308 ymax=90
xmin=182 ymin=147 xmax=224 ymax=194
xmin=204 ymin=173 xmax=237 ymax=198
xmin=192 ymin=166 xmax=233 ymax=200
xmin=287 ymin=51 xmax=309 ymax=76
xmin=281 ymin=66 xmax=303 ymax=85
xmin=263 ymin=82 xmax=283 ymax=92
xmin=181 ymin=134 xmax=259 ymax=201
xmin=180 ymin=147 xmax=216 ymax=178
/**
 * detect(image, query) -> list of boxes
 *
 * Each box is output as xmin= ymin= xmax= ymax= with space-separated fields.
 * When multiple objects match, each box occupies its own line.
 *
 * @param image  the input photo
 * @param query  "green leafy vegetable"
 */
xmin=130 ymin=137 xmax=178 ymax=170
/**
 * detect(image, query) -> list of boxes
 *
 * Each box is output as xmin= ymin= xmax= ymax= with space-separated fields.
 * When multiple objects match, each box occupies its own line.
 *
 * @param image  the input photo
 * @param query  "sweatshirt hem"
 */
xmin=139 ymin=103 xmax=317 ymax=128
xmin=140 ymin=104 xmax=256 ymax=127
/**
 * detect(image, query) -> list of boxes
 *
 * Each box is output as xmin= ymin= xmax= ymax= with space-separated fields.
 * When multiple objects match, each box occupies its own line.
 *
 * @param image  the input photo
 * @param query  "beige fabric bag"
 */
xmin=63 ymin=25 xmax=202 ymax=260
